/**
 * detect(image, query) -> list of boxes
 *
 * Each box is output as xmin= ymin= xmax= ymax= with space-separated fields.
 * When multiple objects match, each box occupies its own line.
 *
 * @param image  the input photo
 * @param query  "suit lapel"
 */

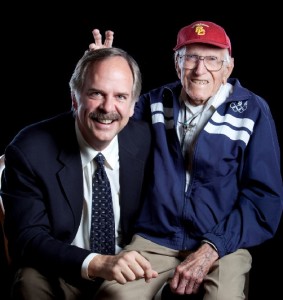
xmin=56 ymin=115 xmax=84 ymax=231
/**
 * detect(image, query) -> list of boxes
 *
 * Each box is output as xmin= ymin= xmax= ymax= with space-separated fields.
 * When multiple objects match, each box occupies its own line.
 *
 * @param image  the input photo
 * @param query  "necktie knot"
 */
xmin=94 ymin=153 xmax=107 ymax=181
xmin=95 ymin=153 xmax=105 ymax=167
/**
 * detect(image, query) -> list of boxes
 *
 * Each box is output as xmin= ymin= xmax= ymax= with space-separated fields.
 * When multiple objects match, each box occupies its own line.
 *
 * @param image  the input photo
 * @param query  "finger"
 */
xmin=119 ymin=267 xmax=137 ymax=282
xmin=184 ymin=279 xmax=194 ymax=294
xmin=134 ymin=254 xmax=158 ymax=282
xmin=88 ymin=43 xmax=97 ymax=51
xmin=104 ymin=30 xmax=114 ymax=47
xmin=115 ymin=261 xmax=146 ymax=283
xmin=144 ymin=270 xmax=158 ymax=283
xmin=192 ymin=282 xmax=201 ymax=294
xmin=113 ymin=271 xmax=129 ymax=284
xmin=170 ymin=272 xmax=180 ymax=289
xmin=127 ymin=262 xmax=148 ymax=279
xmin=92 ymin=29 xmax=102 ymax=46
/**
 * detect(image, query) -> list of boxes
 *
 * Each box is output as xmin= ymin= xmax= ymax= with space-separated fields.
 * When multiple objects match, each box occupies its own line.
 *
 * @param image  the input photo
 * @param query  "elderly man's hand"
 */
xmin=88 ymin=29 xmax=114 ymax=50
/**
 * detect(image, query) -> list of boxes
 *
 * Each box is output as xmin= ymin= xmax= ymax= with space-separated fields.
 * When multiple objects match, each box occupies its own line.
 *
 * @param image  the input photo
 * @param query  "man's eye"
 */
xmin=117 ymin=95 xmax=127 ymax=101
xmin=89 ymin=91 xmax=102 ymax=98
xmin=186 ymin=55 xmax=197 ymax=60
xmin=207 ymin=56 xmax=218 ymax=61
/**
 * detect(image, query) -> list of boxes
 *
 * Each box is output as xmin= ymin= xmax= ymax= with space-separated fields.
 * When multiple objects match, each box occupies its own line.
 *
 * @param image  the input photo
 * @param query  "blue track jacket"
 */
xmin=133 ymin=78 xmax=283 ymax=258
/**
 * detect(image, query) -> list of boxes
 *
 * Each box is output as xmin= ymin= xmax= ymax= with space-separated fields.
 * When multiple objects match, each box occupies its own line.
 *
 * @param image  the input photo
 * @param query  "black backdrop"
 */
xmin=1 ymin=3 xmax=282 ymax=299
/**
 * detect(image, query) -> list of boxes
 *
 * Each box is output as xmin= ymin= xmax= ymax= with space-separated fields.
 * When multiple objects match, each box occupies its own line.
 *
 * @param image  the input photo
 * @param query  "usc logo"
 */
xmin=193 ymin=23 xmax=209 ymax=36
xmin=195 ymin=25 xmax=205 ymax=36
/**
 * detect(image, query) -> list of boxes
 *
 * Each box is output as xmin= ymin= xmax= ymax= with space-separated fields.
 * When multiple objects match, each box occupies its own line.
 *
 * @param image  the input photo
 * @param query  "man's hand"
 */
xmin=89 ymin=29 xmax=114 ymax=50
xmin=170 ymin=243 xmax=219 ymax=295
xmin=88 ymin=250 xmax=158 ymax=284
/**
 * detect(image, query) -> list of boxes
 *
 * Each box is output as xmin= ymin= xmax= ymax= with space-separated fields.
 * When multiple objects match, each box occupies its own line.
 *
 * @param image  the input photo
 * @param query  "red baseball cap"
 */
xmin=173 ymin=21 xmax=231 ymax=55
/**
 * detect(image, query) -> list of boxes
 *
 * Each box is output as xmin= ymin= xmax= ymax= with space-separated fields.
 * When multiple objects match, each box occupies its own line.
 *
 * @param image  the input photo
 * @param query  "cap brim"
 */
xmin=173 ymin=40 xmax=230 ymax=52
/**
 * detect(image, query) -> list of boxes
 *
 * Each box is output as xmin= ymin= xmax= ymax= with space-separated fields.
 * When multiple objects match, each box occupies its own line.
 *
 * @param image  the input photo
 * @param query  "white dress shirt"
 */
xmin=72 ymin=121 xmax=121 ymax=279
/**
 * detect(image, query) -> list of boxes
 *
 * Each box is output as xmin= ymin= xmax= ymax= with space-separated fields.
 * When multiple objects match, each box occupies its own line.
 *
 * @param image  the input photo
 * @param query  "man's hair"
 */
xmin=69 ymin=47 xmax=142 ymax=102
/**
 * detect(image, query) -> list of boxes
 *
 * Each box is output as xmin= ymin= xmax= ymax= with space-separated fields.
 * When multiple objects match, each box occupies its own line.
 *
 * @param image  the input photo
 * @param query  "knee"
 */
xmin=12 ymin=268 xmax=39 ymax=299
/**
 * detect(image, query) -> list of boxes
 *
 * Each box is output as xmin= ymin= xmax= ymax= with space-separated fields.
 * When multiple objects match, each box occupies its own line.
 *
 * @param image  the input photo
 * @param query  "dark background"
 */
xmin=1 ymin=3 xmax=282 ymax=299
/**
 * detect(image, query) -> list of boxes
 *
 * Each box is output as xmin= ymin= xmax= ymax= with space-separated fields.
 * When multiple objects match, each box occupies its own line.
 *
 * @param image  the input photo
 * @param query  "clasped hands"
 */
xmin=88 ymin=250 xmax=158 ymax=284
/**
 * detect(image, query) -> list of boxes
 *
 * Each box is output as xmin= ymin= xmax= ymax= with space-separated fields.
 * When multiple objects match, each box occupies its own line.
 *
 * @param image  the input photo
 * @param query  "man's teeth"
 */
xmin=193 ymin=80 xmax=208 ymax=84
xmin=99 ymin=119 xmax=112 ymax=124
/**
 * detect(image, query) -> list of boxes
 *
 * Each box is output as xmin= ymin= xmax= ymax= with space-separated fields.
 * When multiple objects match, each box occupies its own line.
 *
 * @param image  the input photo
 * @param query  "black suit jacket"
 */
xmin=1 ymin=111 xmax=152 ymax=283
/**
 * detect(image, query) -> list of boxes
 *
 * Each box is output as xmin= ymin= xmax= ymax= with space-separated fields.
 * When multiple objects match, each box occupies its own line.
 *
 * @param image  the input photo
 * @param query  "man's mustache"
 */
xmin=89 ymin=111 xmax=121 ymax=121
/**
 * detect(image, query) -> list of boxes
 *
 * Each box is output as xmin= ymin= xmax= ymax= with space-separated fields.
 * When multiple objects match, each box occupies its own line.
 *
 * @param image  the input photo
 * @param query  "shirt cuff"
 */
xmin=81 ymin=253 xmax=99 ymax=280
xmin=201 ymin=240 xmax=218 ymax=252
